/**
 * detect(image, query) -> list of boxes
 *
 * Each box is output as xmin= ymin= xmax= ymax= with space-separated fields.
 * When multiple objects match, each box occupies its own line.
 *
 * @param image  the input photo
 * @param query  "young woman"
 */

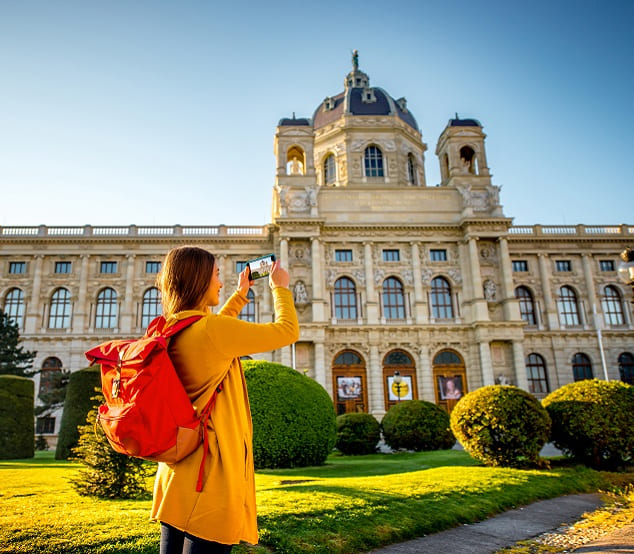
xmin=151 ymin=246 xmax=299 ymax=554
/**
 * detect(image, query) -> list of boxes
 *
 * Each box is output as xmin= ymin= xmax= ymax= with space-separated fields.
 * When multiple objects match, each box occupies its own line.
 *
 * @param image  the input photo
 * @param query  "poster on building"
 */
xmin=437 ymin=375 xmax=464 ymax=400
xmin=337 ymin=376 xmax=362 ymax=401
xmin=387 ymin=375 xmax=413 ymax=401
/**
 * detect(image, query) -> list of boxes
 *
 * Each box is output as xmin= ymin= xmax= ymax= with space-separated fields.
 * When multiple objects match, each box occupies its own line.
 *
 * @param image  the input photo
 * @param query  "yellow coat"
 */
xmin=150 ymin=287 xmax=299 ymax=545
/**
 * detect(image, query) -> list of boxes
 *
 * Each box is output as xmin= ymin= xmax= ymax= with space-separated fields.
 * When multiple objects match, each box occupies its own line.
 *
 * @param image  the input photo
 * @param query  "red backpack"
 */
xmin=85 ymin=315 xmax=221 ymax=492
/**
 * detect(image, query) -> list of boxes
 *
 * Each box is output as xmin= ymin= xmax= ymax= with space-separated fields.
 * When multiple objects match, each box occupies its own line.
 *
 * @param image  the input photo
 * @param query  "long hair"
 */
xmin=157 ymin=246 xmax=216 ymax=317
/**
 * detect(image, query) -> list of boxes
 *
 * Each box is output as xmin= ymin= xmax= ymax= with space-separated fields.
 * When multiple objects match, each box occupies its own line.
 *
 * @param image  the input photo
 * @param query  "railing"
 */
xmin=0 ymin=224 xmax=268 ymax=237
xmin=508 ymin=224 xmax=633 ymax=236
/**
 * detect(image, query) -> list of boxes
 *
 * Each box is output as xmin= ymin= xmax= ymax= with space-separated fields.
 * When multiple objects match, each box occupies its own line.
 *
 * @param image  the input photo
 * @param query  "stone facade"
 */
xmin=2 ymin=58 xmax=632 ymax=444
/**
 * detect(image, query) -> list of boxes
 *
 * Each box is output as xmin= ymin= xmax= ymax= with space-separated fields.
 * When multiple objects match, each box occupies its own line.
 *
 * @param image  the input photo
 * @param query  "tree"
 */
xmin=71 ymin=393 xmax=153 ymax=499
xmin=0 ymin=308 xmax=36 ymax=376
xmin=34 ymin=368 xmax=70 ymax=418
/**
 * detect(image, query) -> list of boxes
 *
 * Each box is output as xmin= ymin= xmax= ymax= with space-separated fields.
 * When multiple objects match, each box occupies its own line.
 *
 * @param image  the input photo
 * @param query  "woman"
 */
xmin=151 ymin=246 xmax=299 ymax=553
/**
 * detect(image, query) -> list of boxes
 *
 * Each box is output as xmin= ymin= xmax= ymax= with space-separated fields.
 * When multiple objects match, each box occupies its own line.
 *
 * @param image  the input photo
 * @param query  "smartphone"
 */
xmin=245 ymin=254 xmax=276 ymax=280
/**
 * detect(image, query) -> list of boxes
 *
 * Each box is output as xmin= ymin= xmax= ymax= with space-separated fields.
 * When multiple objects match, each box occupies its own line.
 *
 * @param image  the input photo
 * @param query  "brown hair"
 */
xmin=156 ymin=246 xmax=216 ymax=317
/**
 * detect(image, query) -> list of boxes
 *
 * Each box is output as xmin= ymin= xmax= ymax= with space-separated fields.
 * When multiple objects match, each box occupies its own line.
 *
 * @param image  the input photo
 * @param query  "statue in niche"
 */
xmin=458 ymin=157 xmax=472 ymax=174
xmin=276 ymin=186 xmax=287 ymax=216
xmin=293 ymin=281 xmax=309 ymax=305
xmin=483 ymin=279 xmax=497 ymax=302
xmin=289 ymin=156 xmax=303 ymax=175
xmin=305 ymin=186 xmax=317 ymax=207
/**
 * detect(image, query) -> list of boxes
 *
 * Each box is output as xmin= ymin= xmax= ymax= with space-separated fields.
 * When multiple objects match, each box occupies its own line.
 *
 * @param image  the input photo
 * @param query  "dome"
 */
xmin=312 ymin=53 xmax=419 ymax=132
xmin=278 ymin=114 xmax=311 ymax=126
xmin=448 ymin=117 xmax=482 ymax=127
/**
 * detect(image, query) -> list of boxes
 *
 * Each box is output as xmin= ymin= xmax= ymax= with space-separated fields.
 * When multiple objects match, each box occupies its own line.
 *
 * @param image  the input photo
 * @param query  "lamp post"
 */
xmin=618 ymin=247 xmax=634 ymax=305
xmin=393 ymin=370 xmax=402 ymax=403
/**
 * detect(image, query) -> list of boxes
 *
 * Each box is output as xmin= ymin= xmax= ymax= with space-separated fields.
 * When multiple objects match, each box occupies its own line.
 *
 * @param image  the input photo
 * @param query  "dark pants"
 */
xmin=160 ymin=522 xmax=233 ymax=554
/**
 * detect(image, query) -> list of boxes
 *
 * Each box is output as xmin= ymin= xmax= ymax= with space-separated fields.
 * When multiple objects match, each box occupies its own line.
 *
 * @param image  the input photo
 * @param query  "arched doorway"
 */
xmin=332 ymin=350 xmax=367 ymax=415
xmin=383 ymin=349 xmax=417 ymax=410
xmin=432 ymin=349 xmax=467 ymax=413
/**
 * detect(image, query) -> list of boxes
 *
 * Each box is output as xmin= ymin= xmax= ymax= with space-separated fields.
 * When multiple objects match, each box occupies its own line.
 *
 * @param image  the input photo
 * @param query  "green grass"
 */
xmin=1 ymin=450 xmax=631 ymax=554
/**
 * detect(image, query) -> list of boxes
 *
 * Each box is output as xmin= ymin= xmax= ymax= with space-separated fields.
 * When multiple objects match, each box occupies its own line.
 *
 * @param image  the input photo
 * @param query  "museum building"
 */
xmin=1 ymin=56 xmax=633 ymax=445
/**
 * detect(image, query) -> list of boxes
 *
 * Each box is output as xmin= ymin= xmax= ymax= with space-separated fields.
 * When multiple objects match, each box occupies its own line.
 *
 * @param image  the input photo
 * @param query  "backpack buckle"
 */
xmin=112 ymin=354 xmax=123 ymax=398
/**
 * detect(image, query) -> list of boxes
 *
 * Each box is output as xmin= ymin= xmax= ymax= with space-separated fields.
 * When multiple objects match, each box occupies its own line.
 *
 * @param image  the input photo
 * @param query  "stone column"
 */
xmin=498 ymin=237 xmax=521 ymax=320
xmin=73 ymin=254 xmax=90 ymax=332
xmin=511 ymin=340 xmax=529 ymax=390
xmin=582 ymin=254 xmax=601 ymax=327
xmin=364 ymin=242 xmax=379 ymax=323
xmin=537 ymin=253 xmax=559 ymax=329
xmin=417 ymin=345 xmax=435 ymax=402
xmin=478 ymin=341 xmax=495 ymax=386
xmin=280 ymin=237 xmax=289 ymax=269
xmin=314 ymin=341 xmax=327 ymax=391
xmin=410 ymin=242 xmax=428 ymax=323
xmin=468 ymin=238 xmax=489 ymax=321
xmin=120 ymin=254 xmax=136 ymax=333
xmin=25 ymin=255 xmax=44 ymax=334
xmin=368 ymin=344 xmax=384 ymax=416
xmin=311 ymin=238 xmax=325 ymax=321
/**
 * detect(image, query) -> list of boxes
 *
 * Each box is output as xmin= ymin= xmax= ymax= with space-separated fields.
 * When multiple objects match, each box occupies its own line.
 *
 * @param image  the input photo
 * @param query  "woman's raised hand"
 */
xmin=268 ymin=260 xmax=290 ymax=289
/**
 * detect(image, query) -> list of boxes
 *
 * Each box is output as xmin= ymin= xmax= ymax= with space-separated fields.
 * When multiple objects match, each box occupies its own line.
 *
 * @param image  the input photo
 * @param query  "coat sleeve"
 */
xmin=207 ymin=287 xmax=299 ymax=359
xmin=217 ymin=290 xmax=249 ymax=318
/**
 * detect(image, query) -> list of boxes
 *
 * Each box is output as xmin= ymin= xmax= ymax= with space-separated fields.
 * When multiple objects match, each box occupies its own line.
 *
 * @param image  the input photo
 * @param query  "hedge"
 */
xmin=55 ymin=366 xmax=101 ymax=460
xmin=336 ymin=412 xmax=381 ymax=455
xmin=244 ymin=361 xmax=336 ymax=468
xmin=0 ymin=375 xmax=35 ymax=459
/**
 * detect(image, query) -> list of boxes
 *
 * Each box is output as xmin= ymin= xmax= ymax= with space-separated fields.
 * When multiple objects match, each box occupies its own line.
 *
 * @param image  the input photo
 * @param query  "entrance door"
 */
xmin=383 ymin=349 xmax=417 ymax=410
xmin=332 ymin=350 xmax=368 ymax=415
xmin=432 ymin=349 xmax=467 ymax=413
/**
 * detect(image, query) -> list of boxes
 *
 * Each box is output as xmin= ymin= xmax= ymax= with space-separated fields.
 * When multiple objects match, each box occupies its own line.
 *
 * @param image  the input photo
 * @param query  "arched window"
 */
xmin=557 ymin=286 xmax=580 ymax=326
xmin=39 ymin=356 xmax=63 ymax=396
xmin=95 ymin=288 xmax=117 ymax=329
xmin=333 ymin=350 xmax=367 ymax=414
xmin=324 ymin=154 xmax=336 ymax=185
xmin=515 ymin=286 xmax=536 ymax=325
xmin=572 ymin=353 xmax=593 ymax=381
xmin=48 ymin=288 xmax=71 ymax=329
xmin=141 ymin=287 xmax=162 ymax=328
xmin=238 ymin=290 xmax=256 ymax=322
xmin=526 ymin=353 xmax=549 ymax=394
xmin=334 ymin=277 xmax=357 ymax=320
xmin=602 ymin=285 xmax=624 ymax=326
xmin=286 ymin=146 xmax=305 ymax=175
xmin=382 ymin=277 xmax=405 ymax=319
xmin=431 ymin=276 xmax=454 ymax=319
xmin=618 ymin=352 xmax=634 ymax=384
xmin=364 ymin=146 xmax=384 ymax=177
xmin=407 ymin=153 xmax=417 ymax=185
xmin=3 ymin=287 xmax=25 ymax=328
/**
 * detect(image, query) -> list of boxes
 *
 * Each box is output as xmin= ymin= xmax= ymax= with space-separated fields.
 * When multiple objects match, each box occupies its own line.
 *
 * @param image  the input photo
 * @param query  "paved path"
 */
xmin=368 ymin=493 xmax=604 ymax=553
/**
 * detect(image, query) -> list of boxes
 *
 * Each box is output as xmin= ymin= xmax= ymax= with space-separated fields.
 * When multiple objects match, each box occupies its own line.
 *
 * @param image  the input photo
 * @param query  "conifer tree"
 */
xmin=0 ymin=308 xmax=36 ymax=376
xmin=71 ymin=393 xmax=153 ymax=499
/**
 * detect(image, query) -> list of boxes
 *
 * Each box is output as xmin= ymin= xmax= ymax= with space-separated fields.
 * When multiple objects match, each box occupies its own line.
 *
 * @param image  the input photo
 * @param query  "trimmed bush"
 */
xmin=381 ymin=400 xmax=455 ymax=451
xmin=336 ymin=412 xmax=381 ymax=455
xmin=244 ymin=361 xmax=336 ymax=468
xmin=543 ymin=379 xmax=634 ymax=470
xmin=0 ymin=375 xmax=34 ymax=459
xmin=450 ymin=385 xmax=551 ymax=468
xmin=55 ymin=366 xmax=101 ymax=460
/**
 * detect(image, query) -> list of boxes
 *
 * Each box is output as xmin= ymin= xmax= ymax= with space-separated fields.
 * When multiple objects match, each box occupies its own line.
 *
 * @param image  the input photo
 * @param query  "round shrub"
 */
xmin=55 ymin=366 xmax=101 ymax=460
xmin=542 ymin=379 xmax=634 ymax=470
xmin=335 ymin=412 xmax=381 ymax=455
xmin=0 ymin=375 xmax=35 ymax=459
xmin=244 ymin=361 xmax=336 ymax=468
xmin=450 ymin=385 xmax=551 ymax=468
xmin=381 ymin=400 xmax=455 ymax=451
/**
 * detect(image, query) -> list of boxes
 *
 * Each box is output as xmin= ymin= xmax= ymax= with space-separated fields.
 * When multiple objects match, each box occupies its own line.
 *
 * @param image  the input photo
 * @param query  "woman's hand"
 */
xmin=269 ymin=260 xmax=290 ymax=289
xmin=237 ymin=267 xmax=253 ymax=297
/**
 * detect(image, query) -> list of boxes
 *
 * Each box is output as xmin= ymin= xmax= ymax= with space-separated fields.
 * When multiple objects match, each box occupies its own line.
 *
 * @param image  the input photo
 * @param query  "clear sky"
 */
xmin=1 ymin=0 xmax=632 ymax=228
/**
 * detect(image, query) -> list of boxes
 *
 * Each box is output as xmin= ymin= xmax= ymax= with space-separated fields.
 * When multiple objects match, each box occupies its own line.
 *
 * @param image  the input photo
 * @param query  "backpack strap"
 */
xmin=146 ymin=315 xmax=204 ymax=339
xmin=196 ymin=384 xmax=223 ymax=492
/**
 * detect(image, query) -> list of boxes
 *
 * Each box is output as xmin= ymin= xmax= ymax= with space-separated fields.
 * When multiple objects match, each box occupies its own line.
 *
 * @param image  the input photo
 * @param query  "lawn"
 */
xmin=0 ymin=450 xmax=630 ymax=554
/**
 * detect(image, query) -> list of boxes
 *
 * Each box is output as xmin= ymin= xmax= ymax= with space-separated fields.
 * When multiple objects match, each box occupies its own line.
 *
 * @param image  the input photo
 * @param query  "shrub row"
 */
xmin=0 ymin=375 xmax=34 ymax=459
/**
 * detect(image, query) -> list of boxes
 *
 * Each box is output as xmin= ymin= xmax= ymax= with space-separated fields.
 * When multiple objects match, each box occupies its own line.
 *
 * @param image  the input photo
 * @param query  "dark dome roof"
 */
xmin=448 ymin=117 xmax=482 ymax=127
xmin=312 ymin=68 xmax=419 ymax=132
xmin=278 ymin=116 xmax=311 ymax=126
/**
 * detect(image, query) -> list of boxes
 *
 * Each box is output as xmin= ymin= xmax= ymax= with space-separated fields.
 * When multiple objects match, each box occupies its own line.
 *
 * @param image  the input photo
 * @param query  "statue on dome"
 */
xmin=352 ymin=49 xmax=359 ymax=71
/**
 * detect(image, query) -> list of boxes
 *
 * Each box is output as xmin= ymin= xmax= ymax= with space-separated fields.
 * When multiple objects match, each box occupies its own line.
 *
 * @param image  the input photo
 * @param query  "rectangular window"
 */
xmin=9 ymin=262 xmax=26 ymax=274
xmin=382 ymin=249 xmax=400 ymax=262
xmin=36 ymin=416 xmax=56 ymax=434
xmin=599 ymin=260 xmax=615 ymax=272
xmin=512 ymin=260 xmax=528 ymax=272
xmin=335 ymin=249 xmax=353 ymax=262
xmin=555 ymin=260 xmax=572 ymax=272
xmin=55 ymin=261 xmax=71 ymax=274
xmin=100 ymin=261 xmax=118 ymax=274
xmin=430 ymin=249 xmax=447 ymax=262
xmin=236 ymin=261 xmax=247 ymax=273
xmin=145 ymin=261 xmax=161 ymax=274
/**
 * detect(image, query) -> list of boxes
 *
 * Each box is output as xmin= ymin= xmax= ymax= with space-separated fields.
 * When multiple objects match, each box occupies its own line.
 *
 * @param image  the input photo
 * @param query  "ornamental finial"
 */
xmin=352 ymin=49 xmax=359 ymax=71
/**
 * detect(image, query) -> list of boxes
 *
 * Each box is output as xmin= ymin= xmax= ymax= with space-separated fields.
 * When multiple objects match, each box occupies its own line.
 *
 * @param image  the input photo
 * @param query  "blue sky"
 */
xmin=1 ymin=0 xmax=632 ymax=227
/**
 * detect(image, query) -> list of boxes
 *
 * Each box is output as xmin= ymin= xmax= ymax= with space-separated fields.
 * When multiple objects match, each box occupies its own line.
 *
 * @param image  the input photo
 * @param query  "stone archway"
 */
xmin=432 ymin=349 xmax=467 ymax=413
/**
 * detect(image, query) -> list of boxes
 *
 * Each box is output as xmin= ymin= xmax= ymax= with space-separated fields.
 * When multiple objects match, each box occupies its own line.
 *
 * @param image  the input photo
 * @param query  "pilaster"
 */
xmin=25 ymin=255 xmax=44 ymax=334
xmin=364 ymin=242 xmax=379 ymax=323
xmin=538 ymin=253 xmax=559 ymax=329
